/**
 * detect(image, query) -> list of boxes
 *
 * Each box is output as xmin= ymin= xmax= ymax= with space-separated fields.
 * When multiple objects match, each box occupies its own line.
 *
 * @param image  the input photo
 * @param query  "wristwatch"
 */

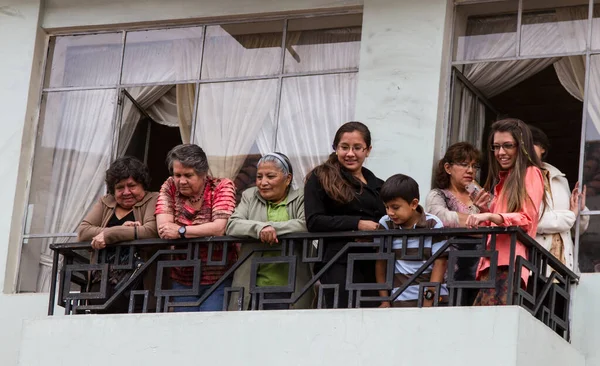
xmin=423 ymin=289 xmax=435 ymax=301
xmin=178 ymin=226 xmax=187 ymax=239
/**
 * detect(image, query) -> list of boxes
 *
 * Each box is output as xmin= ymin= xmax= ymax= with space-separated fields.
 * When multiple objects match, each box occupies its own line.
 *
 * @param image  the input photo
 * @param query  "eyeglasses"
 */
xmin=337 ymin=144 xmax=368 ymax=153
xmin=453 ymin=162 xmax=480 ymax=170
xmin=491 ymin=143 xmax=518 ymax=152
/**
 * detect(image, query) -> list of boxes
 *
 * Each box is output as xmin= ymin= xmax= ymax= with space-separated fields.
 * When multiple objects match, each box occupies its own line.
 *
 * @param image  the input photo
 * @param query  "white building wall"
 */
xmin=356 ymin=0 xmax=450 ymax=187
xmin=18 ymin=307 xmax=583 ymax=366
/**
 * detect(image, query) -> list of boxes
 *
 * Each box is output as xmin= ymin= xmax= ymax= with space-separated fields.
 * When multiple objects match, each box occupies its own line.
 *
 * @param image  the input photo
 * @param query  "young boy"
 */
xmin=376 ymin=174 xmax=448 ymax=308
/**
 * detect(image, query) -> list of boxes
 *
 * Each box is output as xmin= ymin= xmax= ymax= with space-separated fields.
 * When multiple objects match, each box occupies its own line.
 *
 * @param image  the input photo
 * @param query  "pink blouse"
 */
xmin=477 ymin=166 xmax=545 ymax=285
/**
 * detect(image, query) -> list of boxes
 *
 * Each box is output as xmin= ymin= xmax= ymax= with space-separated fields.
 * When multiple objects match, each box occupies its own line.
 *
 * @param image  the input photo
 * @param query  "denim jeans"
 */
xmin=171 ymin=279 xmax=232 ymax=312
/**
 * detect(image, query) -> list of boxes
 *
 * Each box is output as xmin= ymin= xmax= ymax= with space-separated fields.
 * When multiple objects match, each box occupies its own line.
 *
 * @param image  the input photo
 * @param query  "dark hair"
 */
xmin=166 ymin=144 xmax=209 ymax=176
xmin=484 ymin=118 xmax=546 ymax=213
xmin=528 ymin=125 xmax=550 ymax=161
xmin=380 ymin=174 xmax=420 ymax=203
xmin=433 ymin=142 xmax=481 ymax=189
xmin=307 ymin=121 xmax=372 ymax=203
xmin=105 ymin=156 xmax=151 ymax=195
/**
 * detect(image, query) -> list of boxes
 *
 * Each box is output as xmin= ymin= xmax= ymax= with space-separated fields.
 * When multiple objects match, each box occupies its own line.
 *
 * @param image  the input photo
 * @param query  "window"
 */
xmin=19 ymin=13 xmax=363 ymax=293
xmin=449 ymin=0 xmax=600 ymax=273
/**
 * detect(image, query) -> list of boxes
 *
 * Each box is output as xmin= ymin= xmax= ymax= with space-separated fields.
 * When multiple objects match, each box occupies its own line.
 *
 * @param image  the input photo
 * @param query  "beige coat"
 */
xmin=226 ymin=187 xmax=313 ymax=310
xmin=77 ymin=192 xmax=160 ymax=309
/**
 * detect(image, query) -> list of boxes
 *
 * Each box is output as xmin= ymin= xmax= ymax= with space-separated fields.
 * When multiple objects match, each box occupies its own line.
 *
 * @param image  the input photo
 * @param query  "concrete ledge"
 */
xmin=18 ymin=306 xmax=583 ymax=366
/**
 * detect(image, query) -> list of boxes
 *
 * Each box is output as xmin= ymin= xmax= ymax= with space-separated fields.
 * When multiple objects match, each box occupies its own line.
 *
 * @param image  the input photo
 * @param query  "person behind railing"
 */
xmin=226 ymin=152 xmax=312 ymax=310
xmin=376 ymin=174 xmax=448 ymax=308
xmin=529 ymin=125 xmax=588 ymax=271
xmin=304 ymin=121 xmax=386 ymax=308
xmin=155 ymin=144 xmax=236 ymax=312
xmin=78 ymin=156 xmax=159 ymax=313
xmin=465 ymin=118 xmax=546 ymax=306
xmin=425 ymin=142 xmax=482 ymax=305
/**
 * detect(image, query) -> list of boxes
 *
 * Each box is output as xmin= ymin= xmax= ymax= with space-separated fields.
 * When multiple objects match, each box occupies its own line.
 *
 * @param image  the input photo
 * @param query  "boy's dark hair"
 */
xmin=380 ymin=174 xmax=420 ymax=203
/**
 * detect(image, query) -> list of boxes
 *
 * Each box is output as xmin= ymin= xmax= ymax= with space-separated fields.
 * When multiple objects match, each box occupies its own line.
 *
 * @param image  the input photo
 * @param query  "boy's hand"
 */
xmin=422 ymin=299 xmax=434 ymax=307
xmin=379 ymin=301 xmax=391 ymax=308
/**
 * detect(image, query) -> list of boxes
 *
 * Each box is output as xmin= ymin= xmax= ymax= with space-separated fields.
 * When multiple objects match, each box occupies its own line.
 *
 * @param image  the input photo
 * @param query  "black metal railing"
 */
xmin=48 ymin=227 xmax=578 ymax=340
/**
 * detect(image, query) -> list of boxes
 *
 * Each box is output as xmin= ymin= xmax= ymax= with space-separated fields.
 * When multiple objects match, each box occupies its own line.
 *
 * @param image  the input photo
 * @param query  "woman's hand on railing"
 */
xmin=358 ymin=220 xmax=379 ymax=231
xmin=379 ymin=301 xmax=391 ymax=308
xmin=91 ymin=231 xmax=106 ymax=250
xmin=158 ymin=222 xmax=181 ymax=239
xmin=259 ymin=226 xmax=279 ymax=245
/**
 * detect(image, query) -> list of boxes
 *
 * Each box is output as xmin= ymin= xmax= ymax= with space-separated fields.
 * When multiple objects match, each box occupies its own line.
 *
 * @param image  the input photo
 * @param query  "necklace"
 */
xmin=188 ymin=195 xmax=203 ymax=204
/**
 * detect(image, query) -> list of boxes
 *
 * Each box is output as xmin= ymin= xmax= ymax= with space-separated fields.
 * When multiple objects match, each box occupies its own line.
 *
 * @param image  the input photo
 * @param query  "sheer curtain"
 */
xmin=195 ymin=79 xmax=278 ymax=180
xmin=36 ymin=90 xmax=116 ymax=291
xmin=195 ymin=28 xmax=282 ymax=179
xmin=553 ymin=6 xmax=600 ymax=134
xmin=276 ymin=73 xmax=357 ymax=188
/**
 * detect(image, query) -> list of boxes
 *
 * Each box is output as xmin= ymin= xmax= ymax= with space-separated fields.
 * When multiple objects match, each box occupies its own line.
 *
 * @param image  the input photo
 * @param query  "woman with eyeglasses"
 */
xmin=465 ymin=119 xmax=546 ymax=306
xmin=304 ymin=121 xmax=386 ymax=309
xmin=425 ymin=142 xmax=482 ymax=304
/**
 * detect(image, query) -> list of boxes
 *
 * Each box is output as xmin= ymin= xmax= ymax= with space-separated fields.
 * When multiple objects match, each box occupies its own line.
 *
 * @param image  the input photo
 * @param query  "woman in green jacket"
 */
xmin=226 ymin=152 xmax=312 ymax=310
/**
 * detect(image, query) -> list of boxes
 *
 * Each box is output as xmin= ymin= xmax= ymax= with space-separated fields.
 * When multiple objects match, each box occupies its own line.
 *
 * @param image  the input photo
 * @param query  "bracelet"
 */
xmin=134 ymin=225 xmax=138 ymax=240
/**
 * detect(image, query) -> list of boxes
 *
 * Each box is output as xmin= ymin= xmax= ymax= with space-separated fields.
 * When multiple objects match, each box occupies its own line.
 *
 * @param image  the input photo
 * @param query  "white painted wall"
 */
xmin=571 ymin=274 xmax=600 ymax=366
xmin=0 ymin=293 xmax=50 ymax=366
xmin=18 ymin=307 xmax=582 ymax=366
xmin=43 ymin=0 xmax=363 ymax=29
xmin=356 ymin=0 xmax=450 ymax=189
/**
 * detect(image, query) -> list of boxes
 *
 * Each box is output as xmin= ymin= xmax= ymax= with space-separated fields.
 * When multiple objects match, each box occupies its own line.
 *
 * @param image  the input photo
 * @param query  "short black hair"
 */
xmin=166 ymin=144 xmax=209 ymax=175
xmin=105 ymin=156 xmax=151 ymax=195
xmin=528 ymin=125 xmax=550 ymax=161
xmin=380 ymin=174 xmax=420 ymax=203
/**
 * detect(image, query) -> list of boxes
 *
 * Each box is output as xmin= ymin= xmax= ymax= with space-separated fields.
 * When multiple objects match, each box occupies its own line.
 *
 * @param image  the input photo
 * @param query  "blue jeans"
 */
xmin=171 ymin=279 xmax=232 ymax=312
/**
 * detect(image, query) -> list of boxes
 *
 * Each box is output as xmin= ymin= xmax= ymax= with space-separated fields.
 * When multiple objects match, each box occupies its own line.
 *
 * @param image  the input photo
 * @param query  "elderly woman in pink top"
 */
xmin=466 ymin=119 xmax=546 ymax=306
xmin=155 ymin=144 xmax=237 ymax=312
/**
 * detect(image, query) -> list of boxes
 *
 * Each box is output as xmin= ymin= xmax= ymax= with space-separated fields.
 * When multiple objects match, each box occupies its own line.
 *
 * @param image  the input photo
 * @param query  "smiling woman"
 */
xmin=226 ymin=152 xmax=312 ymax=310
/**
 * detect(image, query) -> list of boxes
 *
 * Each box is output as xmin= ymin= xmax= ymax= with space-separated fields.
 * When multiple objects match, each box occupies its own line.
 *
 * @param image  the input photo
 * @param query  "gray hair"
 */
xmin=257 ymin=152 xmax=293 ymax=177
xmin=166 ymin=144 xmax=209 ymax=175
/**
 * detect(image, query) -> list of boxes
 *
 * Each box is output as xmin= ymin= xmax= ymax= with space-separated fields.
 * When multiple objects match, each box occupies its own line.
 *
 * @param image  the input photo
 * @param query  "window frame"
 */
xmin=17 ymin=10 xmax=364 ymax=292
xmin=446 ymin=0 xmax=600 ymax=273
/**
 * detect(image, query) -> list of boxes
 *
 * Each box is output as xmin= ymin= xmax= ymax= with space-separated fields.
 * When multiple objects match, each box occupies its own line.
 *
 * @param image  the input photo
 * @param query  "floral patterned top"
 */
xmin=425 ymin=188 xmax=480 ymax=228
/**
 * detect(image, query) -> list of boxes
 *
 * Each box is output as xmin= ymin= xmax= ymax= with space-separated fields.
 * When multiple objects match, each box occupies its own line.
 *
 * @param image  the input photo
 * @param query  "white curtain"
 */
xmin=194 ymin=29 xmax=282 ymax=180
xmin=552 ymin=7 xmax=600 ymax=136
xmin=36 ymin=90 xmax=116 ymax=292
xmin=456 ymin=15 xmax=518 ymax=61
xmin=276 ymin=73 xmax=357 ymax=188
xmin=195 ymin=79 xmax=278 ymax=180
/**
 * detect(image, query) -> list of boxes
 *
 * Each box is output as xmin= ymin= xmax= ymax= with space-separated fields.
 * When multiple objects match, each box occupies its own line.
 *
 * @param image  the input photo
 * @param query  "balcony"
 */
xmin=48 ymin=227 xmax=577 ymax=339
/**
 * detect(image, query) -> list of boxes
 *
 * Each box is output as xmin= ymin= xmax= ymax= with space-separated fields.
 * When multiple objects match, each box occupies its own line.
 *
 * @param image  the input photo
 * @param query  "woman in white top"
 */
xmin=530 ymin=125 xmax=588 ymax=271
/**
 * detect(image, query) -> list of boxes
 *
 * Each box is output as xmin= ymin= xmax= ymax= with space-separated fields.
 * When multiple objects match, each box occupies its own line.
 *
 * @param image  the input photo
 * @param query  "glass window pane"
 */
xmin=454 ymin=1 xmax=518 ymax=61
xmin=578 ymin=215 xmax=600 ymax=273
xmin=202 ymin=21 xmax=283 ymax=79
xmin=45 ymin=33 xmax=122 ymax=88
xmin=520 ymin=1 xmax=588 ymax=57
xmin=593 ymin=0 xmax=600 ymax=51
xmin=26 ymin=90 xmax=116 ymax=235
xmin=583 ymin=56 xmax=600 ymax=208
xmin=122 ymin=27 xmax=203 ymax=84
xmin=284 ymin=14 xmax=362 ymax=73
xmin=194 ymin=79 xmax=278 ymax=181
xmin=276 ymin=73 xmax=357 ymax=188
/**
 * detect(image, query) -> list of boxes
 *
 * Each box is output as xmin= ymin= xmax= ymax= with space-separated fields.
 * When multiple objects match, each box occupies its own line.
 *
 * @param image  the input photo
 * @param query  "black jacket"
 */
xmin=304 ymin=166 xmax=386 ymax=260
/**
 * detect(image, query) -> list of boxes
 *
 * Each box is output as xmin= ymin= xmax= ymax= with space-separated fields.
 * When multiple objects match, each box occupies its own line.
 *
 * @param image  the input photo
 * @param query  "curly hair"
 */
xmin=433 ymin=142 xmax=481 ymax=189
xmin=105 ymin=156 xmax=151 ymax=195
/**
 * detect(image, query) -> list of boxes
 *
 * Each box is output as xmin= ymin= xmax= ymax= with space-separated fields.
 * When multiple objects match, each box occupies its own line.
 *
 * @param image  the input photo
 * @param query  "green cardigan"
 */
xmin=226 ymin=187 xmax=313 ymax=310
